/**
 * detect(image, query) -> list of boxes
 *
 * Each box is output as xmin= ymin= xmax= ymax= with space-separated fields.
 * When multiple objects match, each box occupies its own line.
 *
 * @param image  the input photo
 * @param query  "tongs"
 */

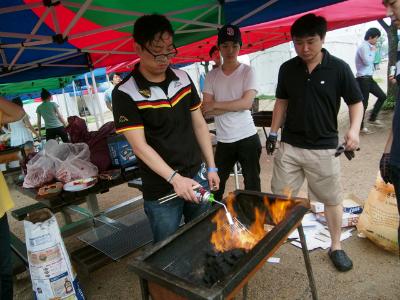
xmin=334 ymin=143 xmax=360 ymax=160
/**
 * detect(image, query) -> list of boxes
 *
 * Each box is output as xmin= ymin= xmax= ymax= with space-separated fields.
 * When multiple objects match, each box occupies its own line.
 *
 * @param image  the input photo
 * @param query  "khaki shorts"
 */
xmin=271 ymin=142 xmax=343 ymax=206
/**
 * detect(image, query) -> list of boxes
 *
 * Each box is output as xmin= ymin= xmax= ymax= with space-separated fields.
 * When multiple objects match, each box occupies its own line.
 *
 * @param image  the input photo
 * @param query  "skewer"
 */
xmin=158 ymin=185 xmax=201 ymax=204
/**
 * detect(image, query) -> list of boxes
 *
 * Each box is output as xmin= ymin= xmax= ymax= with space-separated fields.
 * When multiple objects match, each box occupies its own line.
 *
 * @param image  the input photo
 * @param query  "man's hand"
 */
xmin=266 ymin=133 xmax=278 ymax=155
xmin=389 ymin=75 xmax=397 ymax=85
xmin=207 ymin=170 xmax=220 ymax=192
xmin=379 ymin=153 xmax=392 ymax=184
xmin=344 ymin=128 xmax=360 ymax=151
xmin=201 ymin=100 xmax=215 ymax=115
xmin=171 ymin=173 xmax=200 ymax=203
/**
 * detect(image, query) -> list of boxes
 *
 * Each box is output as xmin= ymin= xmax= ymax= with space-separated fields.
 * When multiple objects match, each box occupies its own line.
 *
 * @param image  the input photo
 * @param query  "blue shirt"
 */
xmin=355 ymin=41 xmax=376 ymax=77
xmin=104 ymin=86 xmax=114 ymax=104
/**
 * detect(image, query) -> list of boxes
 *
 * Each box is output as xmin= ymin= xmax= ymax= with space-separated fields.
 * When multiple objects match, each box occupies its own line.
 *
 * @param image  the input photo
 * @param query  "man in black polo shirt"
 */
xmin=112 ymin=14 xmax=219 ymax=242
xmin=267 ymin=14 xmax=363 ymax=271
xmin=381 ymin=0 xmax=400 ymax=255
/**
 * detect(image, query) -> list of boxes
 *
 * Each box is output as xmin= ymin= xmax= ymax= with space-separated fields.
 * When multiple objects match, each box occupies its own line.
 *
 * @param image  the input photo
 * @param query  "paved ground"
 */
xmin=6 ymin=69 xmax=400 ymax=299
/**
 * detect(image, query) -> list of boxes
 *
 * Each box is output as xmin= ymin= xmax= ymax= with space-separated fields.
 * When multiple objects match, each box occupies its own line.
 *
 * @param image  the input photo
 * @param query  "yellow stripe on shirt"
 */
xmin=115 ymin=125 xmax=144 ymax=134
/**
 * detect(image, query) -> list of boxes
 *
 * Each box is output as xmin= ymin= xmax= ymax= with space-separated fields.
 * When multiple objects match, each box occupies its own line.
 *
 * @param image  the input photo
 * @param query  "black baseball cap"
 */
xmin=217 ymin=24 xmax=242 ymax=46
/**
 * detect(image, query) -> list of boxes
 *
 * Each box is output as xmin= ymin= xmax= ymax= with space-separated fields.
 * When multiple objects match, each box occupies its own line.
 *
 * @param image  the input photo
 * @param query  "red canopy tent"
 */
xmin=108 ymin=0 xmax=387 ymax=73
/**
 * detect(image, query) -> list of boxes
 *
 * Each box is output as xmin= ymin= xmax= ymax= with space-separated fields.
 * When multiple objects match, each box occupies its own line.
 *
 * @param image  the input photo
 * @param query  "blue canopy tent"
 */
xmin=0 ymin=68 xmax=109 ymax=100
xmin=0 ymin=0 xmax=345 ymax=84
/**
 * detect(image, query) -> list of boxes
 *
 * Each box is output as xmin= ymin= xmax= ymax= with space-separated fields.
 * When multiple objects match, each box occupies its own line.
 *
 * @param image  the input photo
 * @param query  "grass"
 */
xmin=85 ymin=116 xmax=96 ymax=124
xmin=382 ymin=94 xmax=396 ymax=110
xmin=257 ymin=94 xmax=275 ymax=100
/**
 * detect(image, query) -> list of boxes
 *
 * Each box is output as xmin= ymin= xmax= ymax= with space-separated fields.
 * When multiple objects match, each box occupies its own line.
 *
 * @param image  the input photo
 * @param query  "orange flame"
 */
xmin=263 ymin=196 xmax=292 ymax=225
xmin=210 ymin=192 xmax=295 ymax=253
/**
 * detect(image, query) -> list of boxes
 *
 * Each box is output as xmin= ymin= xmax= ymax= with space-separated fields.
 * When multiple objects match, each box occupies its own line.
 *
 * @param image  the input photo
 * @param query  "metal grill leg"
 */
xmin=298 ymin=224 xmax=318 ymax=300
xmin=139 ymin=278 xmax=150 ymax=300
xmin=233 ymin=163 xmax=240 ymax=189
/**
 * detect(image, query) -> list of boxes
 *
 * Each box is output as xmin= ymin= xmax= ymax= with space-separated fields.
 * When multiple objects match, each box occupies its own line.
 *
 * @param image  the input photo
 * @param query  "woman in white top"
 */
xmin=9 ymin=97 xmax=37 ymax=152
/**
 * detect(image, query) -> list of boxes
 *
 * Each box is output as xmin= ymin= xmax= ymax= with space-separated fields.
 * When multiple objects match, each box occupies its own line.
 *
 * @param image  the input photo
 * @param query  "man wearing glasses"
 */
xmin=112 ymin=14 xmax=219 ymax=242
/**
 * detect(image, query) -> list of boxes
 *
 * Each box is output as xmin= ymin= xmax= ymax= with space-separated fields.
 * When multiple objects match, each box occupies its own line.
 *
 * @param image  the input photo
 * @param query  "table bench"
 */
xmin=10 ymin=232 xmax=28 ymax=275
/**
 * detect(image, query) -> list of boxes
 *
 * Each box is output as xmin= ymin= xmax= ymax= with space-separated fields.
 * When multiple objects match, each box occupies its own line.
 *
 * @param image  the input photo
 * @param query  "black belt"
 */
xmin=357 ymin=75 xmax=372 ymax=79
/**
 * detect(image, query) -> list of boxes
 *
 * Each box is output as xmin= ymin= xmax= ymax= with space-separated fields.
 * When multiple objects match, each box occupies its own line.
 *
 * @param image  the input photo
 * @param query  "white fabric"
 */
xmin=9 ymin=116 xmax=33 ymax=147
xmin=118 ymin=68 xmax=191 ymax=103
xmin=203 ymin=63 xmax=257 ymax=143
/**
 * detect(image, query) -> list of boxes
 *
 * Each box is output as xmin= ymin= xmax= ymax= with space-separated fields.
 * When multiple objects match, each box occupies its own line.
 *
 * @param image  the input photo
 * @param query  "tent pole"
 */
xmin=62 ymin=0 xmax=93 ymax=39
xmin=8 ymin=8 xmax=51 ymax=70
xmin=232 ymin=0 xmax=278 ymax=25
xmin=62 ymin=87 xmax=70 ymax=117
xmin=90 ymin=69 xmax=104 ymax=126
xmin=84 ymin=73 xmax=100 ymax=129
xmin=74 ymin=80 xmax=89 ymax=125
xmin=0 ymin=2 xmax=42 ymax=15
xmin=93 ymin=38 xmax=132 ymax=65
xmin=176 ymin=4 xmax=218 ymax=31
xmin=72 ymin=80 xmax=81 ymax=119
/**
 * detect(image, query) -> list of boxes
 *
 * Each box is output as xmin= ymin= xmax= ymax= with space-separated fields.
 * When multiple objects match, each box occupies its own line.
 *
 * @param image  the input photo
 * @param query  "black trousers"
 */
xmin=0 ymin=214 xmax=13 ymax=300
xmin=46 ymin=126 xmax=69 ymax=143
xmin=214 ymin=134 xmax=262 ymax=201
xmin=389 ymin=164 xmax=400 ymax=256
xmin=356 ymin=76 xmax=386 ymax=128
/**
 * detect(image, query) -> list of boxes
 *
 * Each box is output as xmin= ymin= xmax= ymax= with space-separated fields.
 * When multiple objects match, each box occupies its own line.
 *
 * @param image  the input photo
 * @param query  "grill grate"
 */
xmin=78 ymin=209 xmax=152 ymax=260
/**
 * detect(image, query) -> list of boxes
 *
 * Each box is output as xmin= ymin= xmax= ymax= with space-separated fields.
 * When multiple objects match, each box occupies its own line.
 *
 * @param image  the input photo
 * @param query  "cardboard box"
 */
xmin=310 ymin=194 xmax=363 ymax=214
xmin=107 ymin=134 xmax=137 ymax=168
xmin=343 ymin=198 xmax=362 ymax=214
xmin=316 ymin=212 xmax=360 ymax=228
xmin=310 ymin=201 xmax=324 ymax=213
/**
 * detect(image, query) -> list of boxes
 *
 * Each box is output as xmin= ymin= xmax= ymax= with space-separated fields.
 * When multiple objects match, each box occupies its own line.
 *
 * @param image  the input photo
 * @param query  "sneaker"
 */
xmin=367 ymin=119 xmax=384 ymax=127
xmin=328 ymin=249 xmax=353 ymax=272
xmin=360 ymin=127 xmax=374 ymax=135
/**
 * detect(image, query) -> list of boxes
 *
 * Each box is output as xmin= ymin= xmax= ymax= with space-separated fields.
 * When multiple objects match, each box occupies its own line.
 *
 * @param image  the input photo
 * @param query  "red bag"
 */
xmin=66 ymin=116 xmax=115 ymax=171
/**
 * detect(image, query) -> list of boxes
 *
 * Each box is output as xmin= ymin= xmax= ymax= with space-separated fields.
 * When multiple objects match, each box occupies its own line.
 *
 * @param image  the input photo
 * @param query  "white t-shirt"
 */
xmin=203 ymin=63 xmax=257 ymax=143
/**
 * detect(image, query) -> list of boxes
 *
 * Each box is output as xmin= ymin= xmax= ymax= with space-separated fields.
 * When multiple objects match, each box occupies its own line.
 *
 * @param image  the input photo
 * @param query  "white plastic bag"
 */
xmin=23 ymin=140 xmax=98 ymax=187
xmin=23 ymin=153 xmax=55 ymax=188
xmin=24 ymin=209 xmax=85 ymax=300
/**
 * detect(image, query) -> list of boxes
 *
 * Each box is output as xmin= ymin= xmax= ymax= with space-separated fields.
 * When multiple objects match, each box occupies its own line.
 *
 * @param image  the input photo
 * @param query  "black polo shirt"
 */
xmin=276 ymin=49 xmax=362 ymax=149
xmin=112 ymin=65 xmax=202 ymax=199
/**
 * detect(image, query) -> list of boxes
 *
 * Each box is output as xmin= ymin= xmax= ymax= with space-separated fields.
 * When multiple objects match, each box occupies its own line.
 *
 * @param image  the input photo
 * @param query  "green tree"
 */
xmin=378 ymin=18 xmax=398 ymax=110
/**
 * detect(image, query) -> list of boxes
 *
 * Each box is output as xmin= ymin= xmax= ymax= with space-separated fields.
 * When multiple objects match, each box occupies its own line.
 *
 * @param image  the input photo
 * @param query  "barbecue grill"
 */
xmin=130 ymin=190 xmax=318 ymax=300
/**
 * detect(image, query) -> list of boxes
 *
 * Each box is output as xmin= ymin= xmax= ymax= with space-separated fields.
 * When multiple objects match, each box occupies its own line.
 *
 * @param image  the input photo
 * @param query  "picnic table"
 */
xmin=10 ymin=166 xmax=153 ymax=275
xmin=0 ymin=145 xmax=26 ymax=174
xmin=13 ymin=166 xmax=141 ymax=235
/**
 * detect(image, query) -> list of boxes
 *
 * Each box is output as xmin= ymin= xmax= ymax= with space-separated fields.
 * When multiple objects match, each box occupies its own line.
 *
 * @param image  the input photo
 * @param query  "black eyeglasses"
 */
xmin=142 ymin=44 xmax=178 ymax=63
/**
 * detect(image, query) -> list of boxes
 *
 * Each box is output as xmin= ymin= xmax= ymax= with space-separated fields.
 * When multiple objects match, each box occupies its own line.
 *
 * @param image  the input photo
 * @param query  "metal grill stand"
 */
xmin=137 ymin=223 xmax=318 ymax=300
xmin=130 ymin=191 xmax=318 ymax=300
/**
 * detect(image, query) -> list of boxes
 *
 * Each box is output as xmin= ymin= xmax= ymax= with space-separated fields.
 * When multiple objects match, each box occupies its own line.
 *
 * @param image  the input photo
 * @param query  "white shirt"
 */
xmin=355 ymin=41 xmax=375 ymax=77
xmin=203 ymin=63 xmax=257 ymax=143
xmin=10 ymin=116 xmax=33 ymax=147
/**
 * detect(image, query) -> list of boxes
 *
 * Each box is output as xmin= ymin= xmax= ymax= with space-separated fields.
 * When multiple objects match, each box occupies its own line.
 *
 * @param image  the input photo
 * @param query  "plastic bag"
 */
xmin=23 ymin=153 xmax=55 ymax=188
xmin=23 ymin=140 xmax=98 ymax=187
xmin=43 ymin=141 xmax=98 ymax=183
xmin=24 ymin=209 xmax=85 ymax=300
xmin=357 ymin=174 xmax=399 ymax=253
